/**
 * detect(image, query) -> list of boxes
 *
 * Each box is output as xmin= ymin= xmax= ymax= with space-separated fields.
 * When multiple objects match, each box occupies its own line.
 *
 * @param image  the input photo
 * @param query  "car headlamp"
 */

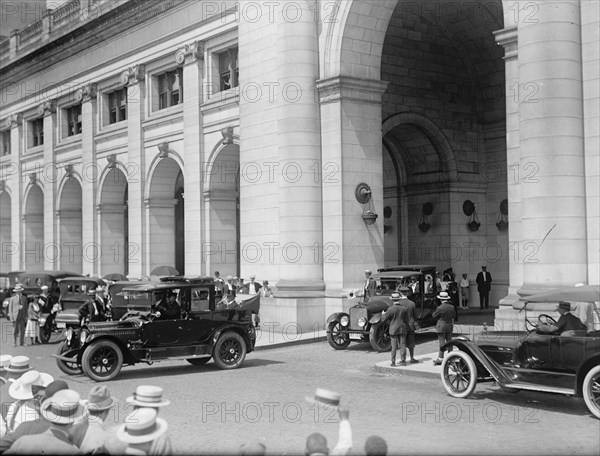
xmin=358 ymin=317 xmax=367 ymax=327
xmin=79 ymin=330 xmax=88 ymax=344
xmin=340 ymin=316 xmax=349 ymax=327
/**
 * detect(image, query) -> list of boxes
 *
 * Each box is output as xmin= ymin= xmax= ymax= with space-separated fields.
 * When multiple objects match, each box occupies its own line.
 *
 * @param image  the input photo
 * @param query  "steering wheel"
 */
xmin=525 ymin=317 xmax=538 ymax=333
xmin=538 ymin=314 xmax=557 ymax=326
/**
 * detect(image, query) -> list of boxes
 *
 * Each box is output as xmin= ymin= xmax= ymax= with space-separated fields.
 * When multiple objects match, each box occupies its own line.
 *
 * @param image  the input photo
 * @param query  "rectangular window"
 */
xmin=219 ymin=48 xmax=239 ymax=91
xmin=30 ymin=118 xmax=44 ymax=147
xmin=108 ymin=88 xmax=128 ymax=124
xmin=157 ymin=68 xmax=183 ymax=110
xmin=66 ymin=104 xmax=82 ymax=136
xmin=1 ymin=130 xmax=10 ymax=156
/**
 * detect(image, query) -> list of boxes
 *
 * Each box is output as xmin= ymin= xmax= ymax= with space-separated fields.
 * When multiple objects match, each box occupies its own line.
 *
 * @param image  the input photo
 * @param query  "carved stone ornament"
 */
xmin=120 ymin=65 xmax=146 ymax=86
xmin=64 ymin=164 xmax=74 ymax=178
xmin=9 ymin=113 xmax=22 ymax=127
xmin=75 ymin=83 xmax=98 ymax=103
xmin=175 ymin=41 xmax=203 ymax=64
xmin=37 ymin=100 xmax=56 ymax=117
xmin=29 ymin=173 xmax=37 ymax=184
xmin=221 ymin=126 xmax=234 ymax=145
xmin=158 ymin=142 xmax=170 ymax=158
xmin=107 ymin=154 xmax=117 ymax=169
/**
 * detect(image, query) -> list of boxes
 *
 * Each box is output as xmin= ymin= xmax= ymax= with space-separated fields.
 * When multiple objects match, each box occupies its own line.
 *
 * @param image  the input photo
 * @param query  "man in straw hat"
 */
xmin=381 ymin=292 xmax=409 ymax=367
xmin=5 ymin=370 xmax=54 ymax=435
xmin=116 ymin=408 xmax=171 ymax=455
xmin=0 ymin=380 xmax=69 ymax=451
xmin=5 ymin=389 xmax=85 ymax=454
xmin=537 ymin=301 xmax=588 ymax=334
xmin=432 ymin=292 xmax=456 ymax=365
xmin=7 ymin=284 xmax=27 ymax=347
xmin=305 ymin=388 xmax=352 ymax=456
xmin=75 ymin=385 xmax=118 ymax=454
xmin=0 ymin=354 xmax=13 ymax=384
xmin=4 ymin=355 xmax=34 ymax=382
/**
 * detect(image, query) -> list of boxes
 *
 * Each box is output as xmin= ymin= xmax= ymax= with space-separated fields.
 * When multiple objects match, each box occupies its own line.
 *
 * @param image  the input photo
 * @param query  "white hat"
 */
xmin=437 ymin=291 xmax=451 ymax=301
xmin=5 ymin=356 xmax=33 ymax=374
xmin=117 ymin=408 xmax=168 ymax=444
xmin=9 ymin=370 xmax=54 ymax=400
xmin=41 ymin=389 xmax=88 ymax=424
xmin=305 ymin=388 xmax=340 ymax=409
xmin=126 ymin=385 xmax=170 ymax=407
xmin=0 ymin=354 xmax=13 ymax=369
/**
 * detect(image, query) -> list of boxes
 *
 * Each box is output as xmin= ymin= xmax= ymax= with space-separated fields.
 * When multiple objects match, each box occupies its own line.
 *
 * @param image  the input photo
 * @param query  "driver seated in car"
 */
xmin=537 ymin=301 xmax=587 ymax=335
xmin=155 ymin=292 xmax=181 ymax=320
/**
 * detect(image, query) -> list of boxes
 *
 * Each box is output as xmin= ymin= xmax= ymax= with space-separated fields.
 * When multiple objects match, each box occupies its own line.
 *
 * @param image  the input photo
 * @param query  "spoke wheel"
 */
xmin=56 ymin=341 xmax=82 ymax=375
xmin=369 ymin=322 xmax=391 ymax=352
xmin=327 ymin=321 xmax=351 ymax=350
xmin=213 ymin=332 xmax=246 ymax=370
xmin=583 ymin=365 xmax=600 ymax=419
xmin=441 ymin=351 xmax=478 ymax=398
xmin=82 ymin=340 xmax=123 ymax=382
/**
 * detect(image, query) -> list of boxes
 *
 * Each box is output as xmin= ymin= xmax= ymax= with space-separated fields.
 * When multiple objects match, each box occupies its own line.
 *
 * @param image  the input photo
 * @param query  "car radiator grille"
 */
xmin=95 ymin=329 xmax=137 ymax=344
xmin=349 ymin=308 xmax=367 ymax=330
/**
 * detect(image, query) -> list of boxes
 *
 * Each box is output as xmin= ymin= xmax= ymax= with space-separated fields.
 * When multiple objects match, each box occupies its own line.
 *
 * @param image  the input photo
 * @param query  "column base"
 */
xmin=259 ymin=296 xmax=325 ymax=333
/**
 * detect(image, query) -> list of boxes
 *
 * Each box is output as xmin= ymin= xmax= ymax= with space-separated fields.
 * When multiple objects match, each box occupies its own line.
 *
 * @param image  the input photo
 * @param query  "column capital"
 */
xmin=316 ymin=76 xmax=389 ymax=105
xmin=37 ymin=100 xmax=56 ymax=117
xmin=494 ymin=26 xmax=518 ymax=61
xmin=9 ymin=113 xmax=22 ymax=127
xmin=175 ymin=41 xmax=204 ymax=65
xmin=121 ymin=64 xmax=146 ymax=86
xmin=75 ymin=83 xmax=98 ymax=103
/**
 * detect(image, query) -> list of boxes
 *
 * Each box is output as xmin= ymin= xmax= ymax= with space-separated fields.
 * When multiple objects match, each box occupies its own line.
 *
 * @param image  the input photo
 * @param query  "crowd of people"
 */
xmin=213 ymin=272 xmax=273 ymax=303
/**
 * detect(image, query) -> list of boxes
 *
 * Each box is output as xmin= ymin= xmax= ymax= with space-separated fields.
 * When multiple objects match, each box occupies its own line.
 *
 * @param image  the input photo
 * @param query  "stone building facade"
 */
xmin=0 ymin=0 xmax=598 ymax=329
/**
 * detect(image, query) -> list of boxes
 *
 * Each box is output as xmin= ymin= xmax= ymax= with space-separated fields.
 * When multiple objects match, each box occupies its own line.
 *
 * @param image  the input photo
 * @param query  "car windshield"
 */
xmin=374 ymin=276 xmax=415 ymax=296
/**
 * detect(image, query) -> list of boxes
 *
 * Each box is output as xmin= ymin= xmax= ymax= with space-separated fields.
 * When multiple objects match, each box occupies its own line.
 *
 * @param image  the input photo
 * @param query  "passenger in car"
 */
xmin=537 ymin=301 xmax=587 ymax=335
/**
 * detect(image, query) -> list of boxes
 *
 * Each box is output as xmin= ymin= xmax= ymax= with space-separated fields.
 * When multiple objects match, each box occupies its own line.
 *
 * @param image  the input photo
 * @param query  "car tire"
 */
xmin=327 ymin=321 xmax=351 ymax=350
xmin=213 ymin=332 xmax=246 ymax=370
xmin=582 ymin=365 xmax=600 ymax=419
xmin=81 ymin=340 xmax=124 ymax=382
xmin=55 ymin=341 xmax=82 ymax=375
xmin=369 ymin=322 xmax=391 ymax=352
xmin=187 ymin=357 xmax=211 ymax=366
xmin=441 ymin=351 xmax=478 ymax=398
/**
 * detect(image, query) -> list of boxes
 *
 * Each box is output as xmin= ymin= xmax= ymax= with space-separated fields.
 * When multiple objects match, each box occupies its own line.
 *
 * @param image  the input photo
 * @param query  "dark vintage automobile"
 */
xmin=106 ymin=280 xmax=149 ymax=321
xmin=54 ymin=276 xmax=260 ymax=381
xmin=439 ymin=285 xmax=600 ymax=419
xmin=326 ymin=265 xmax=438 ymax=352
xmin=52 ymin=276 xmax=108 ymax=329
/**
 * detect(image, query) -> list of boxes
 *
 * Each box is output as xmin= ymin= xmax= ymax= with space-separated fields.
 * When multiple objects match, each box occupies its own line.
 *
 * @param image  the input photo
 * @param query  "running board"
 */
xmin=502 ymin=382 xmax=574 ymax=395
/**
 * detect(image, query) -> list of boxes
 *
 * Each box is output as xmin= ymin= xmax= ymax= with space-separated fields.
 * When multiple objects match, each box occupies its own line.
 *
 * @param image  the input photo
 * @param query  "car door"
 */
xmin=140 ymin=289 xmax=186 ymax=346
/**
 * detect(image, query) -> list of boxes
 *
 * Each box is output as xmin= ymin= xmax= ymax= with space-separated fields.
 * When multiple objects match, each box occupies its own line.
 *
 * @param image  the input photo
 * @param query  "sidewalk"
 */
xmin=254 ymin=326 xmax=327 ymax=350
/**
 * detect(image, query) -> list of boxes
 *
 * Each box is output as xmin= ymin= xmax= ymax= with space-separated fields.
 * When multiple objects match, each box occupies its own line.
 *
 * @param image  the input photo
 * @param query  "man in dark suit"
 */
xmin=476 ymin=265 xmax=492 ymax=309
xmin=537 ymin=301 xmax=588 ymax=334
xmin=399 ymin=288 xmax=419 ymax=364
xmin=381 ymin=293 xmax=409 ymax=367
xmin=432 ymin=292 xmax=456 ymax=365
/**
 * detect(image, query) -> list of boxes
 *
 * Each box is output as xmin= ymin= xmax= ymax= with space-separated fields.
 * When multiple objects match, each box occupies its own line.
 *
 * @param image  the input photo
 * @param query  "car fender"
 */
xmin=441 ymin=338 xmax=513 ymax=385
xmin=369 ymin=313 xmax=383 ymax=325
xmin=575 ymin=353 xmax=600 ymax=396
xmin=326 ymin=312 xmax=348 ymax=325
xmin=77 ymin=335 xmax=132 ymax=364
xmin=211 ymin=325 xmax=253 ymax=351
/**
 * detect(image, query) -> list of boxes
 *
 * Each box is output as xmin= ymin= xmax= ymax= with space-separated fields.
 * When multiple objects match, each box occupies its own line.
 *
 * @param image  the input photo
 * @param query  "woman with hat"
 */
xmin=432 ymin=292 xmax=456 ymax=366
xmin=5 ymin=389 xmax=85 ymax=454
xmin=5 ymin=369 xmax=54 ymax=434
xmin=7 ymin=284 xmax=27 ymax=347
xmin=25 ymin=292 xmax=42 ymax=345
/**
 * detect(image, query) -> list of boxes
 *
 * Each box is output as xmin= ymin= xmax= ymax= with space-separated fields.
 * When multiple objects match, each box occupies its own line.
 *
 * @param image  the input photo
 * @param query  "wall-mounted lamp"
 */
xmin=383 ymin=206 xmax=392 ymax=233
xmin=496 ymin=199 xmax=508 ymax=231
xmin=463 ymin=200 xmax=480 ymax=232
xmin=418 ymin=202 xmax=433 ymax=232
xmin=355 ymin=183 xmax=378 ymax=225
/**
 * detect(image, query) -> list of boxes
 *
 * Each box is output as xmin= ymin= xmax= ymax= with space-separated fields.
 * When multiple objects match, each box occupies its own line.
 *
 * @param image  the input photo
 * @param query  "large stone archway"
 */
xmin=23 ymin=184 xmax=44 ymax=271
xmin=58 ymin=176 xmax=83 ymax=273
xmin=98 ymin=167 xmax=128 ymax=275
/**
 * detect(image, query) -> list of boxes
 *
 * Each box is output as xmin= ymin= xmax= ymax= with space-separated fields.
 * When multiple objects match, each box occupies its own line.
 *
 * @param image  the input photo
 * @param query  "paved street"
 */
xmin=1 ymin=318 xmax=598 ymax=455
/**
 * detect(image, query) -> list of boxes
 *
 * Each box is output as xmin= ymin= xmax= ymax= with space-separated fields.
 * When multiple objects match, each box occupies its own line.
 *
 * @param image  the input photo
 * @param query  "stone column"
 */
xmin=79 ymin=84 xmax=97 ymax=275
xmin=177 ymin=41 xmax=204 ymax=275
xmin=317 ymin=76 xmax=388 ymax=315
xmin=8 ymin=114 xmax=23 ymax=271
xmin=274 ymin=1 xmax=324 ymax=296
xmin=122 ymin=65 xmax=146 ymax=276
xmin=518 ymin=0 xmax=587 ymax=289
xmin=40 ymin=101 xmax=56 ymax=270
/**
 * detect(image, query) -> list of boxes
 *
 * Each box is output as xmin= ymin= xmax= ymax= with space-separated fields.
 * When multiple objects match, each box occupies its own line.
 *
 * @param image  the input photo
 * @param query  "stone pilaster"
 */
xmin=39 ymin=101 xmax=56 ymax=270
xmin=78 ymin=84 xmax=97 ymax=275
xmin=122 ymin=65 xmax=146 ymax=276
xmin=8 ymin=114 xmax=23 ymax=271
xmin=177 ymin=41 xmax=204 ymax=275
xmin=518 ymin=0 xmax=587 ymax=289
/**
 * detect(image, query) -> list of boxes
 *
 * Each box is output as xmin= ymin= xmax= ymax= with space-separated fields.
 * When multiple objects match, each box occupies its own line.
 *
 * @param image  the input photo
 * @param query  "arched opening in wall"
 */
xmin=206 ymin=143 xmax=240 ymax=278
xmin=0 ymin=191 xmax=11 ymax=271
xmin=58 ymin=178 xmax=82 ymax=273
xmin=147 ymin=157 xmax=183 ymax=275
xmin=174 ymin=170 xmax=185 ymax=276
xmin=24 ymin=185 xmax=44 ymax=271
xmin=99 ymin=168 xmax=128 ymax=275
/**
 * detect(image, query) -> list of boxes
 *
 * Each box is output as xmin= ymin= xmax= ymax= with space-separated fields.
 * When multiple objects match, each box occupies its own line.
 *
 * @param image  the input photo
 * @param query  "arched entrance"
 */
xmin=205 ymin=142 xmax=240 ymax=277
xmin=58 ymin=177 xmax=83 ymax=273
xmin=24 ymin=184 xmax=44 ymax=271
xmin=0 ymin=190 xmax=11 ymax=271
xmin=147 ymin=156 xmax=184 ymax=275
xmin=99 ymin=168 xmax=128 ymax=275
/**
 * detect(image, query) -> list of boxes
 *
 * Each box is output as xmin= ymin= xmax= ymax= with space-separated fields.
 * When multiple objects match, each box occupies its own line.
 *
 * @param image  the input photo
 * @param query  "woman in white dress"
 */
xmin=24 ymin=299 xmax=41 ymax=345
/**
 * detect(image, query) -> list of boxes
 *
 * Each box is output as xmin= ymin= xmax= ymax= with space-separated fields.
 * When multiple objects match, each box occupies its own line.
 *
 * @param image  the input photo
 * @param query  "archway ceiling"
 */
xmin=149 ymin=157 xmax=182 ymax=199
xmin=100 ymin=168 xmax=128 ymax=205
xmin=386 ymin=124 xmax=442 ymax=176
xmin=25 ymin=184 xmax=43 ymax=215
xmin=59 ymin=178 xmax=82 ymax=209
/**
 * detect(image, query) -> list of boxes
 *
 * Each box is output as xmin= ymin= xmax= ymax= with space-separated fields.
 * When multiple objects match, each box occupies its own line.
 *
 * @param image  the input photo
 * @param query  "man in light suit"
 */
xmin=476 ymin=265 xmax=492 ymax=309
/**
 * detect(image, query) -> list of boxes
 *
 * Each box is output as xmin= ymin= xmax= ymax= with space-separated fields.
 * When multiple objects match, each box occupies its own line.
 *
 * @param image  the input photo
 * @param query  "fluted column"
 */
xmin=518 ymin=0 xmax=587 ymax=289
